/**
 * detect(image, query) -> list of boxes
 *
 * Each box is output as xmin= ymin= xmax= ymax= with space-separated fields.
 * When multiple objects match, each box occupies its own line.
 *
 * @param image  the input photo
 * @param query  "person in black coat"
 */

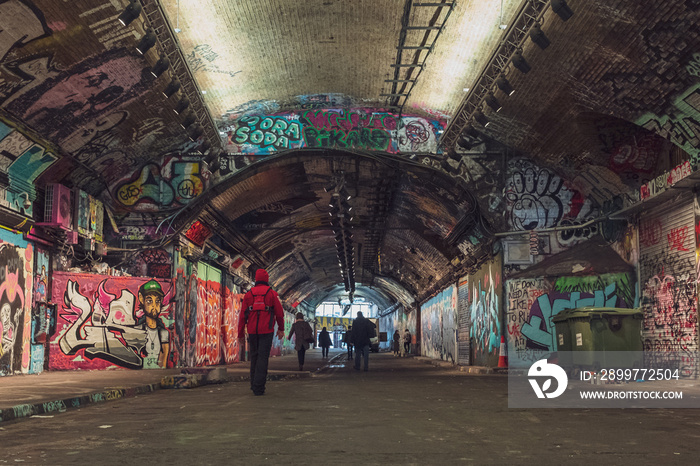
xmin=318 ymin=327 xmax=332 ymax=357
xmin=351 ymin=311 xmax=374 ymax=371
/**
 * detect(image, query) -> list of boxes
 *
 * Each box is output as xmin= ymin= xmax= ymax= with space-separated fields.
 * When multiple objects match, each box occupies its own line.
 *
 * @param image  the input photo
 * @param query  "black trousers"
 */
xmin=297 ymin=346 xmax=306 ymax=366
xmin=249 ymin=332 xmax=274 ymax=394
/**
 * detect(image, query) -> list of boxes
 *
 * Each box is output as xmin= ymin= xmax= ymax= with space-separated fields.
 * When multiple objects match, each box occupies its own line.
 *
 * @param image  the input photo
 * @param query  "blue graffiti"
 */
xmin=521 ymin=282 xmax=624 ymax=351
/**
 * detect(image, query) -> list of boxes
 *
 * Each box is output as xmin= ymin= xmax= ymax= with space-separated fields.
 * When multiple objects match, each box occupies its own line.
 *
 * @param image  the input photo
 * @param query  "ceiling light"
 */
xmin=511 ymin=50 xmax=531 ymax=73
xmin=136 ymin=28 xmax=156 ymax=55
xmin=484 ymin=93 xmax=502 ymax=112
xmin=529 ymin=23 xmax=550 ymax=49
xmin=188 ymin=124 xmax=203 ymax=141
xmin=551 ymin=0 xmax=574 ymax=21
xmin=339 ymin=187 xmax=351 ymax=200
xmin=199 ymin=140 xmax=211 ymax=154
xmin=150 ymin=55 xmax=170 ymax=78
xmin=118 ymin=0 xmax=142 ymax=27
xmin=474 ymin=110 xmax=490 ymax=127
xmin=180 ymin=112 xmax=196 ymax=129
xmin=324 ymin=182 xmax=337 ymax=193
xmin=163 ymin=77 xmax=181 ymax=98
xmin=174 ymin=95 xmax=190 ymax=114
xmin=496 ymin=75 xmax=515 ymax=96
xmin=462 ymin=124 xmax=480 ymax=139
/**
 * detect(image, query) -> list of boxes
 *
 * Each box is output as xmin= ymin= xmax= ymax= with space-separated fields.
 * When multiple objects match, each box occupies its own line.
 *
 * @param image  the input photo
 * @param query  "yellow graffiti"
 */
xmin=316 ymin=316 xmax=352 ymax=330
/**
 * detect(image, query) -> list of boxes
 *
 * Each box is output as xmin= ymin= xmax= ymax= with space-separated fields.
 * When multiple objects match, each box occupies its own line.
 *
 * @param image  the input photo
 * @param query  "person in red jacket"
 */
xmin=238 ymin=268 xmax=285 ymax=396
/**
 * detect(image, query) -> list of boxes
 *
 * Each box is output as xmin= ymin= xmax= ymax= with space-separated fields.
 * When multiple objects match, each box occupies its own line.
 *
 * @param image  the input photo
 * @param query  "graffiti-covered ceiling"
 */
xmin=1 ymin=0 xmax=700 ymax=310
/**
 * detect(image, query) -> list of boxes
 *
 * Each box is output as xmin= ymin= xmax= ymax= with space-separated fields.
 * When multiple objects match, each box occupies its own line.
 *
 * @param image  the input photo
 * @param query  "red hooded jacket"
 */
xmin=238 ymin=269 xmax=285 ymax=337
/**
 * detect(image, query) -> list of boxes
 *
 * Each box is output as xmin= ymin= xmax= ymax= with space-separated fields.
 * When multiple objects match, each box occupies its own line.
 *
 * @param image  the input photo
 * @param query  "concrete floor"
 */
xmin=1 ymin=350 xmax=698 ymax=465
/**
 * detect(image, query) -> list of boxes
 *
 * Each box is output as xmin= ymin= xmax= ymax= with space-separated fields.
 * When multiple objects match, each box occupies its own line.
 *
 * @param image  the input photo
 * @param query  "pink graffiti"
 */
xmin=668 ymin=226 xmax=690 ymax=251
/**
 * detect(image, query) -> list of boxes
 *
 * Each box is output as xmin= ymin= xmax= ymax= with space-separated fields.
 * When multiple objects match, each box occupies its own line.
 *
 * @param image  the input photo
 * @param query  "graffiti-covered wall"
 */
xmin=378 ymin=308 xmax=417 ymax=353
xmin=0 ymin=231 xmax=33 ymax=376
xmin=196 ymin=263 xmax=222 ymax=366
xmin=49 ymin=274 xmax=173 ymax=370
xmin=639 ymin=200 xmax=697 ymax=361
xmin=29 ymin=246 xmax=50 ymax=374
xmin=222 ymin=110 xmax=444 ymax=157
xmin=470 ymin=256 xmax=503 ymax=367
xmin=0 ymin=119 xmax=57 ymax=217
xmin=421 ymin=285 xmax=457 ymax=362
xmin=505 ymin=159 xmax=598 ymax=251
xmin=506 ymin=273 xmax=636 ymax=367
xmin=271 ymin=312 xmax=295 ymax=356
xmin=113 ymin=156 xmax=208 ymax=212
xmin=222 ymin=274 xmax=242 ymax=364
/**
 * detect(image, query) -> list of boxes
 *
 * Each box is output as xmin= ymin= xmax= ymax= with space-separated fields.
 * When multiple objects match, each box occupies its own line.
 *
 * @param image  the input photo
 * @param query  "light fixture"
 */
xmin=174 ymin=95 xmax=190 ymax=114
xmin=324 ymin=181 xmax=337 ymax=193
xmin=19 ymin=192 xmax=31 ymax=210
xmin=339 ymin=187 xmax=351 ymax=200
xmin=529 ymin=23 xmax=550 ymax=49
xmin=136 ymin=28 xmax=156 ymax=55
xmin=496 ymin=75 xmax=515 ymax=96
xmin=474 ymin=110 xmax=490 ymax=127
xmin=340 ymin=200 xmax=352 ymax=212
xmin=150 ymin=55 xmax=169 ymax=77
xmin=484 ymin=93 xmax=502 ymax=112
xmin=462 ymin=124 xmax=480 ymax=139
xmin=162 ymin=77 xmax=180 ymax=98
xmin=447 ymin=150 xmax=462 ymax=162
xmin=199 ymin=140 xmax=211 ymax=153
xmin=329 ymin=205 xmax=340 ymax=217
xmin=180 ymin=111 xmax=196 ymax=129
xmin=188 ymin=124 xmax=203 ymax=141
xmin=551 ymin=0 xmax=574 ymax=21
xmin=511 ymin=50 xmax=531 ymax=73
xmin=118 ymin=0 xmax=142 ymax=27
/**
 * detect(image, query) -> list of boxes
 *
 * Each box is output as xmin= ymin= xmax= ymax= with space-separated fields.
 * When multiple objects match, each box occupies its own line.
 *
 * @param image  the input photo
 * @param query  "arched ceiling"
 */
xmin=1 ymin=0 xmax=700 ymax=310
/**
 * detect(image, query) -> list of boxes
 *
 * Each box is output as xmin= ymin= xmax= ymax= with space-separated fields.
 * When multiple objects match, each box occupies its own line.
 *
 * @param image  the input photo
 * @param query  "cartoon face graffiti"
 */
xmin=137 ymin=279 xmax=170 ymax=368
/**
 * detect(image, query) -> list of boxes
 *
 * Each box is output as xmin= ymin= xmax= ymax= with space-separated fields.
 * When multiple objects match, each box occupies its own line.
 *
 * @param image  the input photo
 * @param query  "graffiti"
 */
xmin=6 ymin=48 xmax=153 ymax=142
xmin=224 ymin=110 xmax=445 ymax=155
xmin=115 ymin=158 xmax=205 ymax=210
xmin=222 ymin=276 xmax=242 ymax=364
xmin=186 ymin=44 xmax=241 ymax=78
xmin=0 ymin=240 xmax=30 ymax=376
xmin=470 ymin=260 xmax=501 ymax=366
xmin=185 ymin=220 xmax=211 ymax=247
xmin=637 ymin=82 xmax=700 ymax=163
xmin=50 ymin=275 xmax=173 ymax=370
xmin=507 ymin=274 xmax=635 ymax=366
xmin=233 ymin=115 xmax=302 ymax=150
xmin=668 ymin=226 xmax=691 ymax=252
xmin=639 ymin=219 xmax=663 ymax=248
xmin=556 ymin=217 xmax=599 ymax=247
xmin=0 ymin=120 xmax=58 ymax=216
xmin=302 ymin=109 xmax=394 ymax=151
xmin=126 ymin=248 xmax=172 ymax=279
xmin=504 ymin=159 xmax=587 ymax=231
xmin=639 ymin=161 xmax=693 ymax=201
xmin=195 ymin=263 xmax=222 ymax=366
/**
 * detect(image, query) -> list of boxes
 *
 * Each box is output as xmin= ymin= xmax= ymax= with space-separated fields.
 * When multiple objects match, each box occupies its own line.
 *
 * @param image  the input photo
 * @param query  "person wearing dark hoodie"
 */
xmin=318 ymin=326 xmax=332 ymax=358
xmin=238 ymin=268 xmax=285 ymax=396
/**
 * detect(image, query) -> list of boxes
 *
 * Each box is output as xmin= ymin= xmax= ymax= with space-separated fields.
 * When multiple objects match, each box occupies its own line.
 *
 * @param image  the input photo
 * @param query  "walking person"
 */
xmin=404 ymin=329 xmax=412 ymax=356
xmin=319 ymin=326 xmax=332 ymax=358
xmin=288 ymin=312 xmax=314 ymax=371
xmin=343 ymin=326 xmax=354 ymax=360
xmin=392 ymin=329 xmax=401 ymax=356
xmin=351 ymin=311 xmax=374 ymax=371
xmin=237 ymin=269 xmax=285 ymax=396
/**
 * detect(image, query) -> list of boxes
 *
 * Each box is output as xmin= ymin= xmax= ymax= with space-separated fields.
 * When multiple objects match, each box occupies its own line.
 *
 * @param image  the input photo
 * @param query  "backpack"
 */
xmin=245 ymin=287 xmax=274 ymax=330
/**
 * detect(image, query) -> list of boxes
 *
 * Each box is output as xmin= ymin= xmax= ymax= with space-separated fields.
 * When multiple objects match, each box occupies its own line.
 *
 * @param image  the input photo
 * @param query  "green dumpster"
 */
xmin=552 ymin=307 xmax=643 ymax=372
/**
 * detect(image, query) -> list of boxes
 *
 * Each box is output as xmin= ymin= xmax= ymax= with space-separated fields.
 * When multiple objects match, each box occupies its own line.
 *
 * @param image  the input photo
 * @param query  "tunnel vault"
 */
xmin=171 ymin=149 xmax=493 ymax=310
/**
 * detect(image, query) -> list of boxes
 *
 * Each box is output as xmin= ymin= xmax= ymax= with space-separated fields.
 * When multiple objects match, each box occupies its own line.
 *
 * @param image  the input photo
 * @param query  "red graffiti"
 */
xmin=667 ymin=226 xmax=690 ymax=251
xmin=639 ymin=219 xmax=663 ymax=247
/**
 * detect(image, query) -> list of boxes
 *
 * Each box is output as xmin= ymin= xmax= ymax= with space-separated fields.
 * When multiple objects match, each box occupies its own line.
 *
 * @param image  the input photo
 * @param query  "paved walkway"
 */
xmin=0 ymin=347 xmax=347 ymax=424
